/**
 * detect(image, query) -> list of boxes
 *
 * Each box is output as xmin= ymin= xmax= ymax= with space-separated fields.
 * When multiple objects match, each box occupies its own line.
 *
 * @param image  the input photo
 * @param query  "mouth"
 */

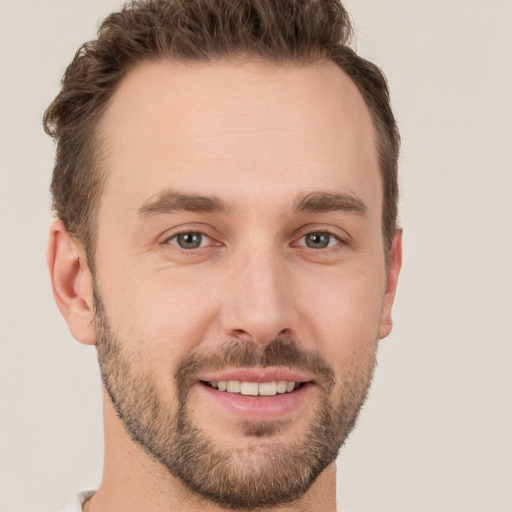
xmin=195 ymin=369 xmax=315 ymax=421
xmin=202 ymin=380 xmax=306 ymax=396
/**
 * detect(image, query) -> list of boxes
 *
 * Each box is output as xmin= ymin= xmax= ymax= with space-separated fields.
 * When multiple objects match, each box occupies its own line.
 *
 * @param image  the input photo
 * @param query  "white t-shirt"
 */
xmin=64 ymin=490 xmax=95 ymax=512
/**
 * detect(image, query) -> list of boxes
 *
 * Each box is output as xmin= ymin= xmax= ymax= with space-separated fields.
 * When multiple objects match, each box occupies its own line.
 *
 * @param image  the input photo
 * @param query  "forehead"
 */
xmin=98 ymin=58 xmax=380 ymax=219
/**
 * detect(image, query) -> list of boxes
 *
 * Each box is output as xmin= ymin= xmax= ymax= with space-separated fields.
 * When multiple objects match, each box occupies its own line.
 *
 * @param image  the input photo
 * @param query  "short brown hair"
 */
xmin=44 ymin=0 xmax=399 ymax=259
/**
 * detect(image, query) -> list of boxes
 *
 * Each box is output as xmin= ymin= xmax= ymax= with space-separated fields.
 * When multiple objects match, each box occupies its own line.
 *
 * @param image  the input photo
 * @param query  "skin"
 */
xmin=48 ymin=59 xmax=402 ymax=512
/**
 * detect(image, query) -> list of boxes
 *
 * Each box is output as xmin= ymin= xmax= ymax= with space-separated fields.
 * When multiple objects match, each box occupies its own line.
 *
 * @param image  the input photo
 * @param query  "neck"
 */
xmin=84 ymin=394 xmax=338 ymax=512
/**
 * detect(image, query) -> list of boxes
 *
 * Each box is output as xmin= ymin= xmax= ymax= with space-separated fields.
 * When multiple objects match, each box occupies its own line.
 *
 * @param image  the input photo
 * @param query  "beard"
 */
xmin=93 ymin=292 xmax=378 ymax=510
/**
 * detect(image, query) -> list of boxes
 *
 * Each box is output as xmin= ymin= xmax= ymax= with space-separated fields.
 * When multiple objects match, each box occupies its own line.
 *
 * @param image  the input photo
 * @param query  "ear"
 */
xmin=47 ymin=220 xmax=96 ymax=345
xmin=379 ymin=229 xmax=403 ymax=340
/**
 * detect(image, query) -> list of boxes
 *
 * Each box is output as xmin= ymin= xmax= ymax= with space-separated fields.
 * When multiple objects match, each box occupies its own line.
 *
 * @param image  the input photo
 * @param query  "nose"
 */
xmin=219 ymin=244 xmax=298 ymax=346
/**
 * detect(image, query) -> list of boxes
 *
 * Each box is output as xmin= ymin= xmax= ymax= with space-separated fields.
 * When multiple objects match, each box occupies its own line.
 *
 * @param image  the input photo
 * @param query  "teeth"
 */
xmin=226 ymin=380 xmax=241 ymax=393
xmin=208 ymin=380 xmax=300 ymax=395
xmin=276 ymin=381 xmax=288 ymax=393
xmin=258 ymin=381 xmax=277 ymax=396
xmin=240 ymin=382 xmax=259 ymax=396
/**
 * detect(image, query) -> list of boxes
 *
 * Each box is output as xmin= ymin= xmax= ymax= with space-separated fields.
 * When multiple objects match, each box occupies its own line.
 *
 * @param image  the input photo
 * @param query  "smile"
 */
xmin=196 ymin=373 xmax=314 ymax=421
xmin=204 ymin=380 xmax=303 ymax=396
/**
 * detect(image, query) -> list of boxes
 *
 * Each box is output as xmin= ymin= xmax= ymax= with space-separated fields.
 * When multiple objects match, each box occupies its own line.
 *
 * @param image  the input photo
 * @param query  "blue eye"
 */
xmin=300 ymin=232 xmax=339 ymax=249
xmin=169 ymin=232 xmax=209 ymax=249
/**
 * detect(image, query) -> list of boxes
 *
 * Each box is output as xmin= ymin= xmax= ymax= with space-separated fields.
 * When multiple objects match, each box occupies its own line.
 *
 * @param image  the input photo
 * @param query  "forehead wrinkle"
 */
xmin=137 ymin=189 xmax=235 ymax=218
xmin=293 ymin=191 xmax=368 ymax=216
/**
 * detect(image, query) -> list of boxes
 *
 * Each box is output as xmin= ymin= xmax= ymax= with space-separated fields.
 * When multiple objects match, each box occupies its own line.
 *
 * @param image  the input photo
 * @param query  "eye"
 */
xmin=168 ymin=232 xmax=210 ymax=250
xmin=298 ymin=231 xmax=340 ymax=249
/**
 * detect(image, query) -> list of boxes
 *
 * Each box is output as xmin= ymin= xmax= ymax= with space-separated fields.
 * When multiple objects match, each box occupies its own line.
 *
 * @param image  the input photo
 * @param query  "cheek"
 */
xmin=98 ymin=266 xmax=220 ymax=371
xmin=297 ymin=265 xmax=385 ymax=364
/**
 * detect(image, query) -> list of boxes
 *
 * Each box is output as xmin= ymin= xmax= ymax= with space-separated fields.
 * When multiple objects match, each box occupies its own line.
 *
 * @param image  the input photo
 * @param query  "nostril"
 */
xmin=230 ymin=329 xmax=254 ymax=342
xmin=228 ymin=327 xmax=295 ymax=346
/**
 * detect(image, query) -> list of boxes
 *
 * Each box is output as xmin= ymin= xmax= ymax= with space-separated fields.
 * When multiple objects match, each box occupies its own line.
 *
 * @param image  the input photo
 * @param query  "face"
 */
xmin=90 ymin=59 xmax=399 ymax=509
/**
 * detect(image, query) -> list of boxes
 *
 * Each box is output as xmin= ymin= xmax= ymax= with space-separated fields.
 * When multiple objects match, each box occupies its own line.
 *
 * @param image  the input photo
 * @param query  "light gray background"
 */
xmin=1 ymin=1 xmax=511 ymax=511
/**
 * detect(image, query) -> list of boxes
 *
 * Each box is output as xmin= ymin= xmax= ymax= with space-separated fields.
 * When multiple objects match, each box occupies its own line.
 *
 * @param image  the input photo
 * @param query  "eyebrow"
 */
xmin=137 ymin=189 xmax=367 ymax=219
xmin=138 ymin=190 xmax=231 ymax=217
xmin=293 ymin=192 xmax=367 ymax=216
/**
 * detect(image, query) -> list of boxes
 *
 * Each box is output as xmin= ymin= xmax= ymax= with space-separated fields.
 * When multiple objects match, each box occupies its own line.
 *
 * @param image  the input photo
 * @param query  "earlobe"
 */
xmin=47 ymin=220 xmax=96 ymax=345
xmin=379 ymin=229 xmax=403 ymax=340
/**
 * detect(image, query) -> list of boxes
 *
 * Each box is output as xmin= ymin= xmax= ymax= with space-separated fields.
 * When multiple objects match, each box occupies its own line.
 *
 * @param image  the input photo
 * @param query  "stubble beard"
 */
xmin=93 ymin=294 xmax=378 ymax=510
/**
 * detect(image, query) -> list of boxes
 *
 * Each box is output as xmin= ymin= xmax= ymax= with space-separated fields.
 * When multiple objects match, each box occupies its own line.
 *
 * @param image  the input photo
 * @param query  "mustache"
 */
xmin=175 ymin=337 xmax=335 ymax=391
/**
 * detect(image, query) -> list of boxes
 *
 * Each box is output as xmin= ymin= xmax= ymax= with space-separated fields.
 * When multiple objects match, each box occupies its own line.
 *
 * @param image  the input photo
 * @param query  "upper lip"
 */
xmin=196 ymin=367 xmax=314 ymax=384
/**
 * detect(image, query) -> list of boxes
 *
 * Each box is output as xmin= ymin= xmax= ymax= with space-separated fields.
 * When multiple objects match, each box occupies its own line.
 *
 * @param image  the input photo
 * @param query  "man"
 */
xmin=44 ymin=0 xmax=401 ymax=510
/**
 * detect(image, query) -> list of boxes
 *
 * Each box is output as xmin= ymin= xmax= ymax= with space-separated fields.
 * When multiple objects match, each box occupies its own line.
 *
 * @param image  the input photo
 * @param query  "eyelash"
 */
xmin=164 ymin=228 xmax=344 ymax=251
xmin=165 ymin=230 xmax=215 ymax=250
xmin=295 ymin=229 xmax=343 ymax=249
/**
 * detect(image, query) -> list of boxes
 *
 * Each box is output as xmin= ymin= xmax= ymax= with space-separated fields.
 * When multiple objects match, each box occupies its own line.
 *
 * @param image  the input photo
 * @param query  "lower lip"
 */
xmin=197 ymin=382 xmax=313 ymax=421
